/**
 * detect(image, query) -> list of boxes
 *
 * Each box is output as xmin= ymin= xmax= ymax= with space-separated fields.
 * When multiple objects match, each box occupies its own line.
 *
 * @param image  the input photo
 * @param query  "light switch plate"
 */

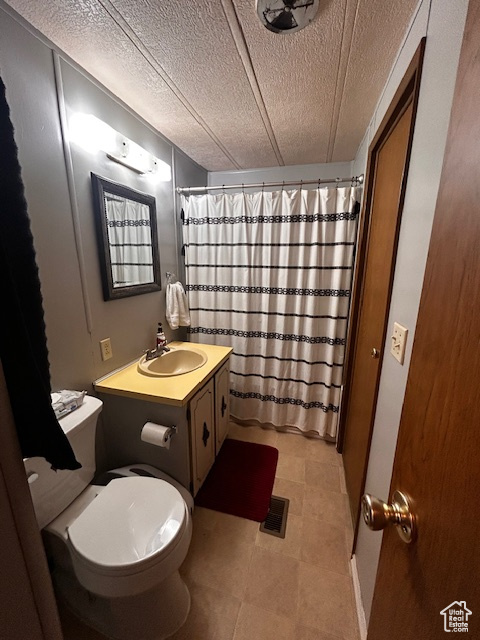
xmin=100 ymin=338 xmax=113 ymax=361
xmin=391 ymin=322 xmax=408 ymax=364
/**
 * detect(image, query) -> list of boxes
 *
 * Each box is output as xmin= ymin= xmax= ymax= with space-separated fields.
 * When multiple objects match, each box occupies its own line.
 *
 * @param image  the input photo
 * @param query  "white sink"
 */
xmin=137 ymin=346 xmax=208 ymax=377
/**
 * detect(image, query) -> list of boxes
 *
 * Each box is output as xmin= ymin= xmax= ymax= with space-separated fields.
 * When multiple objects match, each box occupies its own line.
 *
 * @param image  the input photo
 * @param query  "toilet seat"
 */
xmin=68 ymin=476 xmax=187 ymax=577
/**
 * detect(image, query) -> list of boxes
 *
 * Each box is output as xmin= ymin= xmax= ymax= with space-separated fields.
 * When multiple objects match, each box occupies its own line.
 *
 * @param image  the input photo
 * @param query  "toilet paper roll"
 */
xmin=141 ymin=422 xmax=174 ymax=449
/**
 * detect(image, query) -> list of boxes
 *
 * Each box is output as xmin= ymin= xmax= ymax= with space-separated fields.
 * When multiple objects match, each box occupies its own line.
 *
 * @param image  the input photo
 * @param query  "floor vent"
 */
xmin=259 ymin=495 xmax=289 ymax=538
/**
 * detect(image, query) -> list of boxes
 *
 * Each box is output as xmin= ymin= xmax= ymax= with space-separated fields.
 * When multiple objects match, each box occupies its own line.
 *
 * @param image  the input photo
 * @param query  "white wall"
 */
xmin=209 ymin=161 xmax=354 ymax=191
xmin=351 ymin=0 xmax=469 ymax=623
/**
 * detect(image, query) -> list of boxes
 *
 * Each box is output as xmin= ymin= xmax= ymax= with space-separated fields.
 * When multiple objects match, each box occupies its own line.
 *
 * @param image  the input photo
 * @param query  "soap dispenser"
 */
xmin=156 ymin=322 xmax=167 ymax=349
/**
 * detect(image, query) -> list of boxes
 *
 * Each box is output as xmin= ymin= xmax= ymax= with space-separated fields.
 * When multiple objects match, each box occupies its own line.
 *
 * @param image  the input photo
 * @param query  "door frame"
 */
xmin=337 ymin=40 xmax=425 ymax=537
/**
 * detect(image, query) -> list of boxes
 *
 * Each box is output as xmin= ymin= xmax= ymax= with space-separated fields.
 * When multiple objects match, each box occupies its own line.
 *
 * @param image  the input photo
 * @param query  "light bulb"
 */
xmin=68 ymin=113 xmax=116 ymax=154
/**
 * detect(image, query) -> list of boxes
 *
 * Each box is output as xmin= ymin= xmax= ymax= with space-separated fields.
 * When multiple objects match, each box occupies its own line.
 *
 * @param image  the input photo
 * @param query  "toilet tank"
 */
xmin=24 ymin=395 xmax=103 ymax=529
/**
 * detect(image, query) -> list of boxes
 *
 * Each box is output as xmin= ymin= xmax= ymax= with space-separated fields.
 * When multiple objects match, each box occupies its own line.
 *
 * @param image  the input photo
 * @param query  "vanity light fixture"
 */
xmin=68 ymin=113 xmax=171 ymax=181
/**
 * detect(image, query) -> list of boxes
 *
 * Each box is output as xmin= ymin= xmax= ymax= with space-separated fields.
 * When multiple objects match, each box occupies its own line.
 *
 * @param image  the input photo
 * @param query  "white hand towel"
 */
xmin=166 ymin=281 xmax=191 ymax=330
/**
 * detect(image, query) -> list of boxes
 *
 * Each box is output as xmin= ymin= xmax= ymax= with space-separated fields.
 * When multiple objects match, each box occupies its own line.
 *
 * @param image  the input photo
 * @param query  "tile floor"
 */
xmin=60 ymin=424 xmax=359 ymax=640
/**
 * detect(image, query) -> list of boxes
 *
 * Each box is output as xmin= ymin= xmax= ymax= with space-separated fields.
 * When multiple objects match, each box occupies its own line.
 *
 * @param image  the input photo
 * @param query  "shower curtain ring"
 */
xmin=282 ymin=181 xmax=285 ymax=192
xmin=262 ymin=182 xmax=265 ymax=193
xmin=335 ymin=177 xmax=341 ymax=190
xmin=222 ymin=184 xmax=225 ymax=194
xmin=242 ymin=183 xmax=245 ymax=194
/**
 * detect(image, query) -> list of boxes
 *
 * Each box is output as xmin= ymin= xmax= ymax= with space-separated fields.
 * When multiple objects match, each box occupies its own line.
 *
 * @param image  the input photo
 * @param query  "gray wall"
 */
xmin=0 ymin=5 xmax=206 ymax=471
xmin=60 ymin=57 xmax=180 ymax=383
xmin=0 ymin=5 xmax=207 ymax=395
xmin=174 ymin=147 xmax=207 ymax=285
xmin=0 ymin=12 xmax=94 ymax=393
xmin=351 ymin=0 xmax=469 ymax=626
xmin=208 ymin=161 xmax=354 ymax=191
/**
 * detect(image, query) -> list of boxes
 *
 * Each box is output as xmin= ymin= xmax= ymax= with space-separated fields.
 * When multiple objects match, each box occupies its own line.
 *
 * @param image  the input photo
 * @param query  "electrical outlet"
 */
xmin=100 ymin=338 xmax=113 ymax=361
xmin=390 ymin=322 xmax=408 ymax=364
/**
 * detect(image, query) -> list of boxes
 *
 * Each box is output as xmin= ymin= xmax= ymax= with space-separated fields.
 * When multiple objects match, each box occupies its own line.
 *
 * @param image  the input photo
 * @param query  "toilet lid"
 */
xmin=68 ymin=477 xmax=186 ymax=569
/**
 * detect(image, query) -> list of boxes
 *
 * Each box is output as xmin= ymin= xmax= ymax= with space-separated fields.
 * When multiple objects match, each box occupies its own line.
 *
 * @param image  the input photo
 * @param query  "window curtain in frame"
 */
xmin=181 ymin=186 xmax=360 ymax=439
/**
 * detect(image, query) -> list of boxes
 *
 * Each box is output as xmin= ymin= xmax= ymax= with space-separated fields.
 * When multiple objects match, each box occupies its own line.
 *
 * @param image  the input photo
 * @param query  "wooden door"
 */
xmin=214 ymin=361 xmax=230 ymax=454
xmin=341 ymin=43 xmax=425 ymax=527
xmin=190 ymin=379 xmax=215 ymax=495
xmin=368 ymin=3 xmax=480 ymax=637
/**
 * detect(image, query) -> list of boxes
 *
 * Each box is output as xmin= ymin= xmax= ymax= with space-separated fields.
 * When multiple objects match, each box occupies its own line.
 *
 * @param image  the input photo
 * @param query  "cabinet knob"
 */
xmin=221 ymin=396 xmax=227 ymax=417
xmin=202 ymin=421 xmax=210 ymax=447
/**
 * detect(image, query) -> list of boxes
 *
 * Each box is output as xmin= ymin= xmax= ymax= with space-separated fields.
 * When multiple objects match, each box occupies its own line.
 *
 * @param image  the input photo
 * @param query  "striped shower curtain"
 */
xmin=105 ymin=196 xmax=154 ymax=287
xmin=181 ymin=186 xmax=360 ymax=439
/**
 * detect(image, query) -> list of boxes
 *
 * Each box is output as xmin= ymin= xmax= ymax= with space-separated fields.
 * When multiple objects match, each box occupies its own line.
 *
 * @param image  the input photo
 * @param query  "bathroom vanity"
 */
xmin=94 ymin=341 xmax=232 ymax=495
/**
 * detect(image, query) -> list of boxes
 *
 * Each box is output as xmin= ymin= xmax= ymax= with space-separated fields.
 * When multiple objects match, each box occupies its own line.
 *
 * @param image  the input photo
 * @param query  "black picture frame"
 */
xmin=91 ymin=173 xmax=162 ymax=301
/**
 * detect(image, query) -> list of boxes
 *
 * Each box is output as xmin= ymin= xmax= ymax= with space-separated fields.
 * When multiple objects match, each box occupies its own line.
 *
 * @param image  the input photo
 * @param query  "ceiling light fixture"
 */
xmin=256 ymin=0 xmax=319 ymax=34
xmin=68 ymin=113 xmax=171 ymax=181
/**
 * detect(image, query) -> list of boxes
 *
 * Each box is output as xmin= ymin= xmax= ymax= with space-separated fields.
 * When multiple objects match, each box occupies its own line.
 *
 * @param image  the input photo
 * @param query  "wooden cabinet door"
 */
xmin=190 ymin=379 xmax=215 ymax=495
xmin=215 ymin=361 xmax=230 ymax=455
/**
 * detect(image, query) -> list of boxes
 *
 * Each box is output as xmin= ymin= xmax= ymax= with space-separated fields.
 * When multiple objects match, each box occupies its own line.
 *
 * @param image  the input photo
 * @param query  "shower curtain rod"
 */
xmin=176 ymin=174 xmax=364 ymax=195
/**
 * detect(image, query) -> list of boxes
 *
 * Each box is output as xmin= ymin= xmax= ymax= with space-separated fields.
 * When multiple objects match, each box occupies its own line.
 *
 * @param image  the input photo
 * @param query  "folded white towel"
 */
xmin=166 ymin=281 xmax=191 ymax=330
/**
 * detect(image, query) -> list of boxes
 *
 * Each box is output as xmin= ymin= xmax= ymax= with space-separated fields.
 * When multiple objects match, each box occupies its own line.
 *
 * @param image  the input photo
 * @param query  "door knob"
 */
xmin=362 ymin=490 xmax=416 ymax=543
xmin=371 ymin=347 xmax=380 ymax=358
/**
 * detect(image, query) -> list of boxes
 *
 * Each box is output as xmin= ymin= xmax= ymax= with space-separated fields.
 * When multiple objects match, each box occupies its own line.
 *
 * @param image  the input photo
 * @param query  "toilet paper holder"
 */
xmin=145 ymin=423 xmax=176 ymax=433
xmin=163 ymin=424 xmax=176 ymax=433
xmin=141 ymin=422 xmax=177 ymax=449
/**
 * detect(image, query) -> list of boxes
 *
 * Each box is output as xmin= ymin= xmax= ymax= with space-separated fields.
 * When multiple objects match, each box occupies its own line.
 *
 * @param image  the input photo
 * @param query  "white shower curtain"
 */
xmin=106 ymin=196 xmax=154 ymax=286
xmin=182 ymin=186 xmax=360 ymax=439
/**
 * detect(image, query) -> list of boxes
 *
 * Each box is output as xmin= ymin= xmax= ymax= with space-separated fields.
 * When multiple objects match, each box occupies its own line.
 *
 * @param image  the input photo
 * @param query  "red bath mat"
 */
xmin=195 ymin=439 xmax=279 ymax=522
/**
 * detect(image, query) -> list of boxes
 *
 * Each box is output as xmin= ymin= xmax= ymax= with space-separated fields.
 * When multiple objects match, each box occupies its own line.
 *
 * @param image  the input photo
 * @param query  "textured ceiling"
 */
xmin=5 ymin=0 xmax=419 ymax=170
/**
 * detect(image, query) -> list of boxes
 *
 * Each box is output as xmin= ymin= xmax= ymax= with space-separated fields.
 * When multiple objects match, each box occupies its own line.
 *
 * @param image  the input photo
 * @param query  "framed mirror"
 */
xmin=91 ymin=174 xmax=161 ymax=300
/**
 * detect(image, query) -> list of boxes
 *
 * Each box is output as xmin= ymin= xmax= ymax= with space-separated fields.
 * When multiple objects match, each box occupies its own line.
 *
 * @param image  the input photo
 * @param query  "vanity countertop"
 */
xmin=94 ymin=341 xmax=232 ymax=407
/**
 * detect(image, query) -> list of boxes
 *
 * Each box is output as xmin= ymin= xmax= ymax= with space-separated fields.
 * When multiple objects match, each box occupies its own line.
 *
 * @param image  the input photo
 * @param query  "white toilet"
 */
xmin=24 ymin=395 xmax=193 ymax=640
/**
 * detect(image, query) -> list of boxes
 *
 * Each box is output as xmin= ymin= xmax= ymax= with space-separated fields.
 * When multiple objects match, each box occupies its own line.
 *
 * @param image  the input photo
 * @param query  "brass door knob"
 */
xmin=362 ymin=490 xmax=416 ymax=543
xmin=371 ymin=347 xmax=380 ymax=358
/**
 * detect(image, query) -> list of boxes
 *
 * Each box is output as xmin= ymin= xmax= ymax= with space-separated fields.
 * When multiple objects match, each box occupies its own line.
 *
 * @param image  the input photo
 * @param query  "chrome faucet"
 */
xmin=144 ymin=344 xmax=170 ymax=361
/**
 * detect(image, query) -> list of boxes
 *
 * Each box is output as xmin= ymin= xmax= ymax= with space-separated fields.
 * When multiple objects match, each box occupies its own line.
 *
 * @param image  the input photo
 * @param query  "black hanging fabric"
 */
xmin=0 ymin=74 xmax=80 ymax=470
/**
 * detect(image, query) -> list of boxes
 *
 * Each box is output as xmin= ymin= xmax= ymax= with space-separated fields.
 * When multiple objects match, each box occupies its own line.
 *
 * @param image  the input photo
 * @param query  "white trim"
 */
xmin=351 ymin=554 xmax=367 ymax=640
xmin=52 ymin=52 xmax=93 ymax=335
